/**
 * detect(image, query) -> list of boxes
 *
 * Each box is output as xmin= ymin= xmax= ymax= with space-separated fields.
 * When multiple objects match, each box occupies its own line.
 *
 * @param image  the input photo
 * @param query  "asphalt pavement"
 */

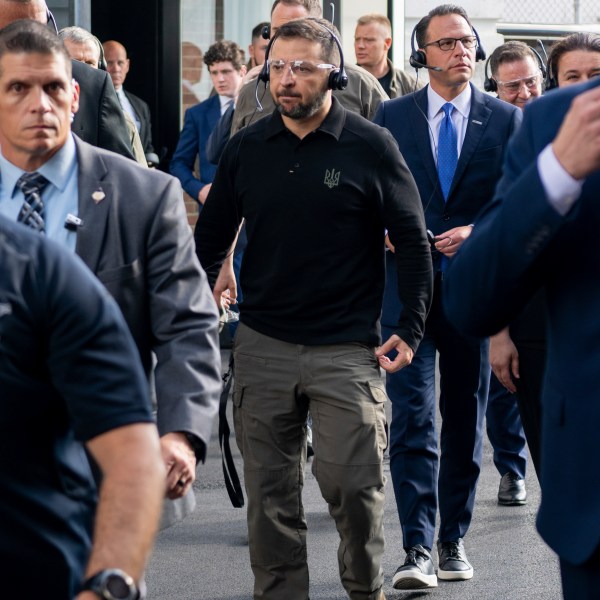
xmin=146 ymin=352 xmax=562 ymax=600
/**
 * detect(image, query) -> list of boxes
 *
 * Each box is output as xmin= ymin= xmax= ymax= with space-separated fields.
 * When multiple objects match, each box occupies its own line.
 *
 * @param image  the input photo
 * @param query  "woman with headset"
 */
xmin=546 ymin=32 xmax=600 ymax=89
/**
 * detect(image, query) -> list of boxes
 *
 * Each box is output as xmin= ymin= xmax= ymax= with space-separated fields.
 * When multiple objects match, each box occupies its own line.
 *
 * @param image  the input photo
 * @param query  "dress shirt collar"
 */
xmin=219 ymin=94 xmax=234 ymax=114
xmin=265 ymin=96 xmax=345 ymax=141
xmin=2 ymin=134 xmax=77 ymax=197
xmin=427 ymin=83 xmax=472 ymax=120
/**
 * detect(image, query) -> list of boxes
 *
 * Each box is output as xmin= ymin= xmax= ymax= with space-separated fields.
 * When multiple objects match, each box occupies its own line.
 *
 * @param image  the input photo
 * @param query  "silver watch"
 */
xmin=81 ymin=569 xmax=139 ymax=600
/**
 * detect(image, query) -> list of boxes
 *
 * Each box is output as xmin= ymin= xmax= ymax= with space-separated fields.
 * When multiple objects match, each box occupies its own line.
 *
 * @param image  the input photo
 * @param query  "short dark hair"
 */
xmin=547 ymin=32 xmax=600 ymax=83
xmin=252 ymin=21 xmax=270 ymax=41
xmin=203 ymin=40 xmax=245 ymax=71
xmin=489 ymin=41 xmax=540 ymax=78
xmin=273 ymin=17 xmax=340 ymax=65
xmin=415 ymin=4 xmax=473 ymax=49
xmin=270 ymin=0 xmax=322 ymax=18
xmin=0 ymin=19 xmax=71 ymax=77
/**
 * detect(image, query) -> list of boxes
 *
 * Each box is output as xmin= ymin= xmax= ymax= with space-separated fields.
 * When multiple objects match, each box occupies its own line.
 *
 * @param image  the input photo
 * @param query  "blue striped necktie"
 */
xmin=437 ymin=102 xmax=458 ymax=201
xmin=16 ymin=172 xmax=49 ymax=233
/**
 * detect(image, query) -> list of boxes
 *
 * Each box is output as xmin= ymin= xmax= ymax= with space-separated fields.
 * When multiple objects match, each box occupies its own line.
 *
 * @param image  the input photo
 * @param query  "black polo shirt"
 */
xmin=196 ymin=98 xmax=432 ymax=349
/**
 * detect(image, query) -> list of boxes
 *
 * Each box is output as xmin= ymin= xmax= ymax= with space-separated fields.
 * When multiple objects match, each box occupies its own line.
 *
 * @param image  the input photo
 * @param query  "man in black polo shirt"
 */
xmin=195 ymin=18 xmax=433 ymax=600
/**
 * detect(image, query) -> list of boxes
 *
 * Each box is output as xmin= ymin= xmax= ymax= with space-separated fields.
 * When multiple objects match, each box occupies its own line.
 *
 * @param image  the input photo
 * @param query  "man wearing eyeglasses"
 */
xmin=374 ymin=4 xmax=521 ymax=590
xmin=230 ymin=0 xmax=388 ymax=136
xmin=489 ymin=41 xmax=544 ymax=110
xmin=196 ymin=17 xmax=433 ymax=600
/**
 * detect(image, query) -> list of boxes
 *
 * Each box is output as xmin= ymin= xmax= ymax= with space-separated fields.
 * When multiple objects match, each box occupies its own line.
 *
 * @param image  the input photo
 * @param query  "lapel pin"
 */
xmin=92 ymin=189 xmax=105 ymax=204
xmin=472 ymin=119 xmax=483 ymax=125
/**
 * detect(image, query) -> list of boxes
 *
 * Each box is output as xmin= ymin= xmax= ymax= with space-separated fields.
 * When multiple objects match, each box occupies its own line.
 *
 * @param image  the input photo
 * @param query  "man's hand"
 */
xmin=552 ymin=85 xmax=600 ymax=180
xmin=375 ymin=334 xmax=414 ymax=373
xmin=385 ymin=233 xmax=395 ymax=252
xmin=434 ymin=225 xmax=473 ymax=257
xmin=489 ymin=327 xmax=520 ymax=393
xmin=198 ymin=183 xmax=212 ymax=205
xmin=213 ymin=256 xmax=237 ymax=308
xmin=161 ymin=432 xmax=197 ymax=500
xmin=243 ymin=64 xmax=263 ymax=85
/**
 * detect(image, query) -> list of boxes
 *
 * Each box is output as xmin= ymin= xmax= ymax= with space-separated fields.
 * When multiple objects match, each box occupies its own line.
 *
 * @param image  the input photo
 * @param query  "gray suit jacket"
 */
xmin=72 ymin=136 xmax=221 ymax=450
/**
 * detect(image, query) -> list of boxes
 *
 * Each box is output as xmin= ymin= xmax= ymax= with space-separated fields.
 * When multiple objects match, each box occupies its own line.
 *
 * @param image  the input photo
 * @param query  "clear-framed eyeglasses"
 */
xmin=269 ymin=59 xmax=335 ymax=78
xmin=422 ymin=36 xmax=478 ymax=52
xmin=496 ymin=73 xmax=542 ymax=94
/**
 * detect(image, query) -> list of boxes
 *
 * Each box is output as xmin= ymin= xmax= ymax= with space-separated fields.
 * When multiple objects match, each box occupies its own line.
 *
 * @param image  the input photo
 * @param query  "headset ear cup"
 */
xmin=410 ymin=49 xmax=427 ymax=69
xmin=484 ymin=77 xmax=497 ymax=93
xmin=258 ymin=61 xmax=269 ymax=84
xmin=471 ymin=27 xmax=486 ymax=62
xmin=328 ymin=68 xmax=348 ymax=90
xmin=483 ymin=57 xmax=496 ymax=92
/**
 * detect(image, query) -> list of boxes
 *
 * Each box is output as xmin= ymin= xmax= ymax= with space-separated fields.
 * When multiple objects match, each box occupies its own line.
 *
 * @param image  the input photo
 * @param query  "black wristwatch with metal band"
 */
xmin=80 ymin=569 xmax=139 ymax=600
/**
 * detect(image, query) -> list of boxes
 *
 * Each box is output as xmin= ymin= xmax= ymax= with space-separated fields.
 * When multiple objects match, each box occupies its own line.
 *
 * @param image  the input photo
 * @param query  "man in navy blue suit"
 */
xmin=170 ymin=40 xmax=246 ymax=207
xmin=373 ymin=4 xmax=521 ymax=589
xmin=444 ymin=77 xmax=600 ymax=600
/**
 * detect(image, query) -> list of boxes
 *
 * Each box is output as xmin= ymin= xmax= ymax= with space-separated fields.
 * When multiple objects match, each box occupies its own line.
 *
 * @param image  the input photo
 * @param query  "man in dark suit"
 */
xmin=0 ymin=215 xmax=165 ymax=599
xmin=444 ymin=77 xmax=600 ymax=600
xmin=171 ymin=40 xmax=246 ymax=207
xmin=104 ymin=39 xmax=156 ymax=156
xmin=0 ymin=0 xmax=134 ymax=160
xmin=0 ymin=20 xmax=222 ymax=503
xmin=373 ymin=4 xmax=521 ymax=589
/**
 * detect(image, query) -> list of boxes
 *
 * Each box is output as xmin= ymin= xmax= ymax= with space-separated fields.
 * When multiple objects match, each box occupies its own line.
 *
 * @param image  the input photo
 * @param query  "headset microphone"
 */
xmin=411 ymin=59 xmax=442 ymax=72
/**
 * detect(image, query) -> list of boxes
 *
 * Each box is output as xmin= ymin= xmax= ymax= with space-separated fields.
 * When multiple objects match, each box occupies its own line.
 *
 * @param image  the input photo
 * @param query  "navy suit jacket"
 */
xmin=170 ymin=94 xmax=220 ymax=200
xmin=443 ymin=77 xmax=600 ymax=565
xmin=374 ymin=83 xmax=521 ymax=324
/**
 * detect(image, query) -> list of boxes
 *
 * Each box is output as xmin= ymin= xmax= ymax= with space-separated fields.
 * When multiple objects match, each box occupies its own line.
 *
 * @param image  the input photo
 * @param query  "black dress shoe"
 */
xmin=498 ymin=472 xmax=527 ymax=505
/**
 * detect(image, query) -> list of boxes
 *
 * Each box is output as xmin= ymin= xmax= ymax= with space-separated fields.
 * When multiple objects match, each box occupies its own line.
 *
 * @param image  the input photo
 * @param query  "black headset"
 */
xmin=92 ymin=35 xmax=108 ymax=71
xmin=483 ymin=46 xmax=547 ymax=92
xmin=258 ymin=19 xmax=348 ymax=91
xmin=545 ymin=55 xmax=559 ymax=90
xmin=409 ymin=22 xmax=486 ymax=70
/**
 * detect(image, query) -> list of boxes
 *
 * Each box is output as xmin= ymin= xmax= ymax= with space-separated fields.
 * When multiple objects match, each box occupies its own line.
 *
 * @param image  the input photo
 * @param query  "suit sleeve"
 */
xmin=206 ymin=104 xmax=234 ymax=165
xmin=139 ymin=101 xmax=155 ymax=155
xmin=170 ymin=108 xmax=207 ymax=200
xmin=443 ymin=106 xmax=564 ymax=337
xmin=378 ymin=136 xmax=433 ymax=351
xmin=145 ymin=177 xmax=222 ymax=456
xmin=194 ymin=139 xmax=244 ymax=287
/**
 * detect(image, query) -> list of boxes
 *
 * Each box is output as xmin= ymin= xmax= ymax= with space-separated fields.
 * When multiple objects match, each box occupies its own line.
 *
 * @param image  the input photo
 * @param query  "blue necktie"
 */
xmin=16 ymin=172 xmax=49 ymax=233
xmin=437 ymin=102 xmax=458 ymax=201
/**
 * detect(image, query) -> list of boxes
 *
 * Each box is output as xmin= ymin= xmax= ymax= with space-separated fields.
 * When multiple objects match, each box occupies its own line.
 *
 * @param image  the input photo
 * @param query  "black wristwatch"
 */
xmin=80 ymin=569 xmax=139 ymax=600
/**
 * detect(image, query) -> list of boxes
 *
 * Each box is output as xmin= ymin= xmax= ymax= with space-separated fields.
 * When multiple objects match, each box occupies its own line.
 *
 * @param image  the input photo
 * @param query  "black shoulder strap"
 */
xmin=218 ymin=354 xmax=244 ymax=507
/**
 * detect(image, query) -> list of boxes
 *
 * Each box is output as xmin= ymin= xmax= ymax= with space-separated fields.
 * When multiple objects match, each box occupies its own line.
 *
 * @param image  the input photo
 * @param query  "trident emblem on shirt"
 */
xmin=324 ymin=168 xmax=341 ymax=189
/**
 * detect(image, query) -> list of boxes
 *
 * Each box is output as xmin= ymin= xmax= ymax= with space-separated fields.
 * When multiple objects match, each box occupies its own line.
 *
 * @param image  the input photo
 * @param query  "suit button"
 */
xmin=442 ymin=214 xmax=450 ymax=221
